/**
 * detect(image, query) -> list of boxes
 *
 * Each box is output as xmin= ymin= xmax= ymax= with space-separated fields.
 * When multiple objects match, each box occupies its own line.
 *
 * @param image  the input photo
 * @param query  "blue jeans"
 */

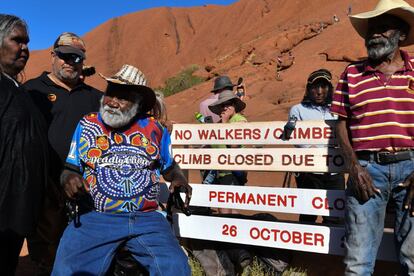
xmin=344 ymin=158 xmax=414 ymax=275
xmin=52 ymin=210 xmax=190 ymax=276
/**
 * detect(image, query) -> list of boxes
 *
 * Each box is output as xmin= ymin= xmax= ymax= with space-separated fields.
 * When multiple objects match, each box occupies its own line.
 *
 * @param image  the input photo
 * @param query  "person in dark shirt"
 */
xmin=0 ymin=14 xmax=49 ymax=275
xmin=23 ymin=32 xmax=102 ymax=275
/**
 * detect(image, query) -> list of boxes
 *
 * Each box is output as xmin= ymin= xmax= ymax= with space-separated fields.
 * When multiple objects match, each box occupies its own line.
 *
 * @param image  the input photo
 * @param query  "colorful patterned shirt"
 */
xmin=330 ymin=50 xmax=414 ymax=151
xmin=66 ymin=113 xmax=173 ymax=213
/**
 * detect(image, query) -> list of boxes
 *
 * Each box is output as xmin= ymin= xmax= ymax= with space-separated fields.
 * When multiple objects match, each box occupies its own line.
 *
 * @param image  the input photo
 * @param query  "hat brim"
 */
xmin=308 ymin=75 xmax=331 ymax=85
xmin=100 ymin=73 xmax=156 ymax=113
xmin=349 ymin=6 xmax=414 ymax=46
xmin=211 ymin=84 xmax=236 ymax=93
xmin=208 ymin=97 xmax=246 ymax=115
xmin=54 ymin=45 xmax=85 ymax=59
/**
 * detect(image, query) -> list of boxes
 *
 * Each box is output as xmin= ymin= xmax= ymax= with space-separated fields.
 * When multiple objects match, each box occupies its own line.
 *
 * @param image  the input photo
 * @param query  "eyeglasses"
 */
xmin=54 ymin=51 xmax=83 ymax=64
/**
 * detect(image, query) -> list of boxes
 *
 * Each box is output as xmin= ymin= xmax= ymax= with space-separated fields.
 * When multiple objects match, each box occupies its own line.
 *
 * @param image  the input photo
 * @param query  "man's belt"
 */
xmin=356 ymin=150 xmax=414 ymax=165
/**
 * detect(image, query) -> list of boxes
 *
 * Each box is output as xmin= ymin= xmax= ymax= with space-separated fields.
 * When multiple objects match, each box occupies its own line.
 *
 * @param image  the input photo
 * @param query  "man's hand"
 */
xmin=335 ymin=119 xmax=380 ymax=202
xmin=220 ymin=106 xmax=235 ymax=123
xmin=163 ymin=163 xmax=192 ymax=208
xmin=399 ymin=171 xmax=414 ymax=216
xmin=349 ymin=162 xmax=380 ymax=202
xmin=60 ymin=169 xmax=89 ymax=200
xmin=169 ymin=178 xmax=192 ymax=208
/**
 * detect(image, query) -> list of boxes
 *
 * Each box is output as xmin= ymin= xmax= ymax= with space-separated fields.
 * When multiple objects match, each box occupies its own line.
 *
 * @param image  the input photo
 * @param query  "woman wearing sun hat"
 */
xmin=208 ymin=91 xmax=248 ymax=214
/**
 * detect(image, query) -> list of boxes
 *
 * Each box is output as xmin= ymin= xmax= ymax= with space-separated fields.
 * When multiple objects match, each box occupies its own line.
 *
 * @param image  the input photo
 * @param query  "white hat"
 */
xmin=349 ymin=0 xmax=414 ymax=46
xmin=100 ymin=64 xmax=156 ymax=113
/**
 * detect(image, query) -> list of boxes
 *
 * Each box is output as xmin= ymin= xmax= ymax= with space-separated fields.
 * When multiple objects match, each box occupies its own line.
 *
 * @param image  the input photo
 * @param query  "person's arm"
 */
xmin=331 ymin=68 xmax=379 ymax=202
xmin=61 ymin=121 xmax=89 ymax=199
xmin=162 ymin=162 xmax=192 ymax=207
xmin=61 ymin=169 xmax=89 ymax=200
xmin=159 ymin=126 xmax=192 ymax=206
xmin=336 ymin=118 xmax=379 ymax=202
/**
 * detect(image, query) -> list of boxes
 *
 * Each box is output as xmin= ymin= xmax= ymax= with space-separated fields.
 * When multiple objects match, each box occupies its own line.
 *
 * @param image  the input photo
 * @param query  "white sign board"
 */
xmin=171 ymin=121 xmax=337 ymax=145
xmin=173 ymin=148 xmax=346 ymax=172
xmin=173 ymin=214 xmax=396 ymax=261
xmin=186 ymin=184 xmax=345 ymax=217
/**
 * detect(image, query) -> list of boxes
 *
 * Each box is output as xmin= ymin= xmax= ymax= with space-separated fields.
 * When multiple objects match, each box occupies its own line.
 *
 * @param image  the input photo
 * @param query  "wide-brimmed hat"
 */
xmin=211 ymin=76 xmax=236 ymax=92
xmin=53 ymin=32 xmax=86 ymax=59
xmin=349 ymin=0 xmax=414 ymax=46
xmin=208 ymin=90 xmax=246 ymax=115
xmin=99 ymin=64 xmax=156 ymax=113
xmin=307 ymin=69 xmax=332 ymax=85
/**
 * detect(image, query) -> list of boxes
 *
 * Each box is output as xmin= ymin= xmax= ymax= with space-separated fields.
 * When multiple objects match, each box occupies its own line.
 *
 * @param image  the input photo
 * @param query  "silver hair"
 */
xmin=0 ymin=14 xmax=28 ymax=47
xmin=152 ymin=90 xmax=168 ymax=124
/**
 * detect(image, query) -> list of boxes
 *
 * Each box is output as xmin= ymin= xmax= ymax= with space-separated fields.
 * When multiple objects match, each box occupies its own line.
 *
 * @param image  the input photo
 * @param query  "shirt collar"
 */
xmin=363 ymin=50 xmax=414 ymax=73
xmin=41 ymin=71 xmax=86 ymax=90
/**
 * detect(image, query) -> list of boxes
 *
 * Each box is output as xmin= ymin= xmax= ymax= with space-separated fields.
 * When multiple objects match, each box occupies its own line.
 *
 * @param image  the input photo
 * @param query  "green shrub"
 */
xmin=189 ymin=256 xmax=205 ymax=276
xmin=188 ymin=255 xmax=307 ymax=276
xmin=158 ymin=65 xmax=205 ymax=97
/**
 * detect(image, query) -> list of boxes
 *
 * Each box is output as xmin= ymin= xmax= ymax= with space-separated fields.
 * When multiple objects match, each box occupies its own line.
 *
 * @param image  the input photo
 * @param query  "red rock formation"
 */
xmin=24 ymin=0 xmax=414 ymax=125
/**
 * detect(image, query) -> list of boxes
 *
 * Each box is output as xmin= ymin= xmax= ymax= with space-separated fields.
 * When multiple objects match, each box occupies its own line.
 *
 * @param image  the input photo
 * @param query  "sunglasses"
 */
xmin=54 ymin=51 xmax=83 ymax=64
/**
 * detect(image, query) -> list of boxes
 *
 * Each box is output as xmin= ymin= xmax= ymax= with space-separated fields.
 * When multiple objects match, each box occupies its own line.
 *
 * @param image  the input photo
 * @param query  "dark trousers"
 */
xmin=0 ymin=229 xmax=24 ymax=276
xmin=27 ymin=181 xmax=67 ymax=275
xmin=295 ymin=173 xmax=345 ymax=224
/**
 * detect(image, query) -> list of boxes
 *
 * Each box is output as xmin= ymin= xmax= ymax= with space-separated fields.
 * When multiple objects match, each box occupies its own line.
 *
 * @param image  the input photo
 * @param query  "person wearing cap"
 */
xmin=0 ymin=14 xmax=49 ymax=274
xmin=288 ymin=69 xmax=345 ymax=224
xmin=52 ymin=64 xmax=192 ymax=275
xmin=331 ymin=0 xmax=414 ymax=274
xmin=23 ymin=32 xmax=102 ymax=274
xmin=208 ymin=90 xmax=248 ymax=213
xmin=199 ymin=75 xmax=236 ymax=123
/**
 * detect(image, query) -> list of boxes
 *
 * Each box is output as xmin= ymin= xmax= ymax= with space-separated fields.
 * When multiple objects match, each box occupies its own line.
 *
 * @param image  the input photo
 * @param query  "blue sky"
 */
xmin=1 ymin=0 xmax=237 ymax=50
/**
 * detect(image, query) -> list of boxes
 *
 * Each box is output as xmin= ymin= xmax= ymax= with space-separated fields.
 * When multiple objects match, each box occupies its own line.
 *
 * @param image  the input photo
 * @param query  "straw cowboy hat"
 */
xmin=100 ymin=64 xmax=156 ymax=113
xmin=349 ymin=0 xmax=414 ymax=46
xmin=208 ymin=90 xmax=246 ymax=115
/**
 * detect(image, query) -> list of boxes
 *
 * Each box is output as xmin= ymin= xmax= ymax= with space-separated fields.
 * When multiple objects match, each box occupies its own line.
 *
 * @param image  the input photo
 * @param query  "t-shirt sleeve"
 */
xmin=65 ymin=122 xmax=83 ymax=173
xmin=288 ymin=105 xmax=300 ymax=120
xmin=159 ymin=126 xmax=174 ymax=172
xmin=330 ymin=68 xmax=352 ymax=118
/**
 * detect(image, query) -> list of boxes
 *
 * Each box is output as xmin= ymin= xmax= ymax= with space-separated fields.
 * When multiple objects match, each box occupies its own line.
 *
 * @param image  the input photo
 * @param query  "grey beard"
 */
xmin=56 ymin=68 xmax=79 ymax=83
xmin=100 ymin=98 xmax=139 ymax=128
xmin=366 ymin=32 xmax=400 ymax=61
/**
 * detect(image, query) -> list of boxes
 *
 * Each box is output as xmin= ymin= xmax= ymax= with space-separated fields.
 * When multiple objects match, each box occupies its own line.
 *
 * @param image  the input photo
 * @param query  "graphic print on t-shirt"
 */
xmin=67 ymin=113 xmax=171 ymax=213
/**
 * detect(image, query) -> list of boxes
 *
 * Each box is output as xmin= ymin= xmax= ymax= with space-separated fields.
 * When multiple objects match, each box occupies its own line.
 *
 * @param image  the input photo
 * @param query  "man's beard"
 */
xmin=55 ymin=67 xmax=80 ymax=83
xmin=366 ymin=31 xmax=400 ymax=61
xmin=100 ymin=98 xmax=139 ymax=128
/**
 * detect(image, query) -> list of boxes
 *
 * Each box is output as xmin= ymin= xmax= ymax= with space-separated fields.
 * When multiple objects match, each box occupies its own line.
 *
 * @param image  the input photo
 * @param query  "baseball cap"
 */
xmin=53 ymin=32 xmax=86 ymax=59
xmin=307 ymin=69 xmax=332 ymax=85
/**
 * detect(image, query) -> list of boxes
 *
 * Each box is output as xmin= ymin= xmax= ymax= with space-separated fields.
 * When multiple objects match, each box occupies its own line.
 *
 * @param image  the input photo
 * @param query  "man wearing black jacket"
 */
xmin=24 ymin=32 xmax=102 ymax=275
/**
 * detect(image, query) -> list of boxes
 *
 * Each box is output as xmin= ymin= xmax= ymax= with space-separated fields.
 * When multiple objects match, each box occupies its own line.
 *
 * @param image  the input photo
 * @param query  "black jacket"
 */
xmin=0 ymin=74 xmax=49 ymax=235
